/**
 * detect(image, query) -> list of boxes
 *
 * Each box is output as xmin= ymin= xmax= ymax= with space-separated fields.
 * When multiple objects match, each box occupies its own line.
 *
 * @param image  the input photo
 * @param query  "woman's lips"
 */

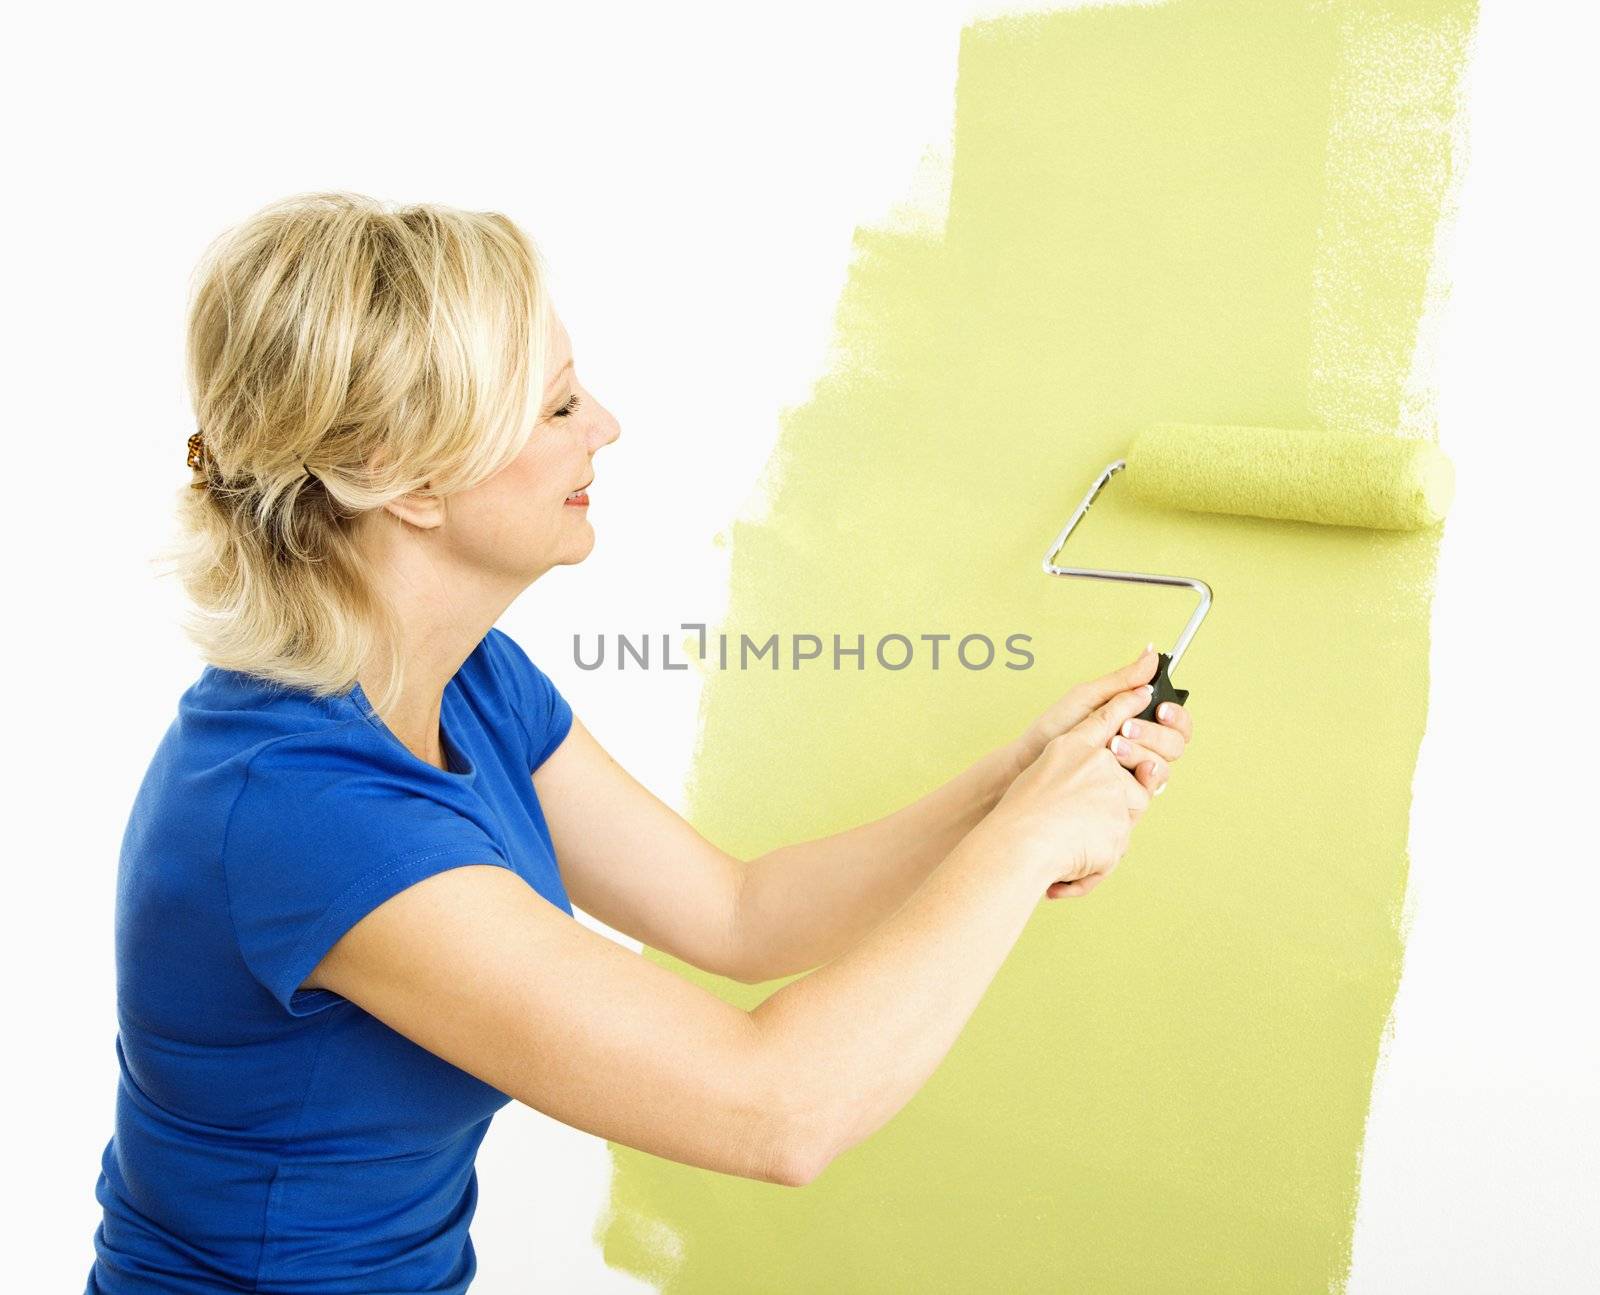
xmin=564 ymin=488 xmax=589 ymax=506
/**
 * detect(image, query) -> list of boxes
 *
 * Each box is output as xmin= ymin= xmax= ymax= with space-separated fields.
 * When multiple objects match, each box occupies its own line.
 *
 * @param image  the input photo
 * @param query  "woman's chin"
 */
xmin=558 ymin=520 xmax=596 ymax=563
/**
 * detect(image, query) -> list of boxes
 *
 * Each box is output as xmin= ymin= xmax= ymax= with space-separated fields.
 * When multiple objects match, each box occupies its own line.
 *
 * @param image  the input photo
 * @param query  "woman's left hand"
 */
xmin=1010 ymin=645 xmax=1194 ymax=796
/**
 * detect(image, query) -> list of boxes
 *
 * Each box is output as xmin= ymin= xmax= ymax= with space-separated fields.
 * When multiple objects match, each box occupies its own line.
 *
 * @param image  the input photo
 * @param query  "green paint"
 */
xmin=598 ymin=1 xmax=1475 ymax=1289
xmin=1123 ymin=424 xmax=1456 ymax=530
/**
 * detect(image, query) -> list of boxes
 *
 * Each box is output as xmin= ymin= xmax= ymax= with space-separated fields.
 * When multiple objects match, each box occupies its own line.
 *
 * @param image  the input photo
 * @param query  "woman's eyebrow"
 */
xmin=540 ymin=359 xmax=575 ymax=411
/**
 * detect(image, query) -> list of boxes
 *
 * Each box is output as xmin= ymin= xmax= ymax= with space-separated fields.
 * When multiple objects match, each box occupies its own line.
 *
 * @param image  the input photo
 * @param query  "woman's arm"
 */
xmin=535 ymin=650 xmax=1188 ymax=988
xmin=733 ymin=649 xmax=1191 ymax=982
xmin=733 ymin=741 xmax=1026 ymax=983
xmin=536 ymin=716 xmax=748 ymax=982
xmin=307 ymin=683 xmax=1155 ymax=1186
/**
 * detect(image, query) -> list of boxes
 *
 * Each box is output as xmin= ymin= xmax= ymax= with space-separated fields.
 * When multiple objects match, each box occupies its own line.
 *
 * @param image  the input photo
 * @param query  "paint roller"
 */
xmin=1041 ymin=423 xmax=1456 ymax=723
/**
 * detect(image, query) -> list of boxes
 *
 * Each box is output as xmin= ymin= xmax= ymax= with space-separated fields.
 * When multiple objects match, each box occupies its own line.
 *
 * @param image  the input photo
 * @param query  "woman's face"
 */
xmin=432 ymin=307 xmax=621 ymax=586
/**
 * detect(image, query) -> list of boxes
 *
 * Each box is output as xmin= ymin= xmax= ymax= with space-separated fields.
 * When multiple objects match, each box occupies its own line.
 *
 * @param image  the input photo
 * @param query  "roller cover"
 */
xmin=1123 ymin=424 xmax=1455 ymax=530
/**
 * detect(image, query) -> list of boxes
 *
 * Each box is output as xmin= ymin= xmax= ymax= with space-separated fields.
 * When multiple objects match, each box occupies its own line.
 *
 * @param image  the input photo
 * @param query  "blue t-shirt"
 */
xmin=87 ymin=627 xmax=576 ymax=1294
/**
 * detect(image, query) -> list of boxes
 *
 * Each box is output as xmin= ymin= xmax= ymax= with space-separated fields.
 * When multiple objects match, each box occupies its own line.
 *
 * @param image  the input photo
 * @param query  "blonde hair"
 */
xmin=156 ymin=192 xmax=551 ymax=719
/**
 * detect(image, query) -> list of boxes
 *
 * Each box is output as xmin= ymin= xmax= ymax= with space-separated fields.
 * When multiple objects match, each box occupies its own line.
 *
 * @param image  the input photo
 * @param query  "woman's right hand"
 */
xmin=988 ymin=683 xmax=1155 ymax=900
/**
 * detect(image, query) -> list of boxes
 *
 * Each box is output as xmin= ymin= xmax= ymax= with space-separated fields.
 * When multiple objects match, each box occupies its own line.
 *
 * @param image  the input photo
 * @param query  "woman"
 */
xmin=87 ymin=192 xmax=1192 ymax=1294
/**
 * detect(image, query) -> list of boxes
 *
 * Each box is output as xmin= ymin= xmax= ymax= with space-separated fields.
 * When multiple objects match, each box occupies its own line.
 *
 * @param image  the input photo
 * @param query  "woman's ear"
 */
xmin=381 ymin=487 xmax=446 ymax=530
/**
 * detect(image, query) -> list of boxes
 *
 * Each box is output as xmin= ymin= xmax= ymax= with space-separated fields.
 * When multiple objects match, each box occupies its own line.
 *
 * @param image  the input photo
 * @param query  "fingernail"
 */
xmin=1142 ymin=684 xmax=1154 ymax=699
xmin=1154 ymin=781 xmax=1167 ymax=796
xmin=1121 ymin=719 xmax=1138 ymax=739
xmin=1111 ymin=736 xmax=1129 ymax=758
xmin=1157 ymin=703 xmax=1172 ymax=722
xmin=1145 ymin=641 xmax=1155 ymax=655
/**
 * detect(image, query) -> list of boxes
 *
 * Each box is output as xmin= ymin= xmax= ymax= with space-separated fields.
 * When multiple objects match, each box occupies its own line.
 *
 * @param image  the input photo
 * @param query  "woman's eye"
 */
xmin=552 ymin=393 xmax=582 ymax=419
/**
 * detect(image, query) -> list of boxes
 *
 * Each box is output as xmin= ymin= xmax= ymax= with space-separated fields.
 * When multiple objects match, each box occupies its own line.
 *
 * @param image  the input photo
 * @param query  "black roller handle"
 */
xmin=1137 ymin=652 xmax=1189 ymax=725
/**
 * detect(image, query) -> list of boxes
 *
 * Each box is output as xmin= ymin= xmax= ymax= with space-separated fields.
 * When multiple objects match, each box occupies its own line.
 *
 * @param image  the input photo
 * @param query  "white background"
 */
xmin=3 ymin=2 xmax=1594 ymax=1291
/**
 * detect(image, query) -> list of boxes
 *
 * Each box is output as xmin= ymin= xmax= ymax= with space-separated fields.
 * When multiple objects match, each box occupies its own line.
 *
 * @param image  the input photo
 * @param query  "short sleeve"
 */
xmin=222 ymin=731 xmax=516 ymax=1016
xmin=483 ymin=627 xmax=574 ymax=772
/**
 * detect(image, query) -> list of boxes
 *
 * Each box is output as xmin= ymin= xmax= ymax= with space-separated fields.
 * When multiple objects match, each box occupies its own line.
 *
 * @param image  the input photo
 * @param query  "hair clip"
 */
xmin=187 ymin=430 xmax=209 ymax=490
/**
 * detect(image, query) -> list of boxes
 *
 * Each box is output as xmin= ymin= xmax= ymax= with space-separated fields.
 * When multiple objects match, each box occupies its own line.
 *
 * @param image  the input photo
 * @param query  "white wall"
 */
xmin=3 ymin=3 xmax=1592 ymax=1291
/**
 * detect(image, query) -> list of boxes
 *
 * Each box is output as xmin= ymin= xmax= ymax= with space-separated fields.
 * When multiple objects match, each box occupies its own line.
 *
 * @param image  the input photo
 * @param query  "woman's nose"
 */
xmin=590 ymin=403 xmax=621 ymax=449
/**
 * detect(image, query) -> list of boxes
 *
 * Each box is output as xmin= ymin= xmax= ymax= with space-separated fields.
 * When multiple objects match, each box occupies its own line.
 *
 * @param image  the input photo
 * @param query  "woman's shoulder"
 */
xmin=469 ymin=625 xmax=561 ymax=697
xmin=156 ymin=663 xmax=471 ymax=840
xmin=177 ymin=662 xmax=369 ymax=757
xmin=463 ymin=626 xmax=574 ymax=773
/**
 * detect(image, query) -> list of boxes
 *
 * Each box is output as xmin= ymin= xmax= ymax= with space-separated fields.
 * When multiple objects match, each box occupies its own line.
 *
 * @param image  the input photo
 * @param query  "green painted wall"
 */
xmin=599 ymin=2 xmax=1475 ymax=1289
